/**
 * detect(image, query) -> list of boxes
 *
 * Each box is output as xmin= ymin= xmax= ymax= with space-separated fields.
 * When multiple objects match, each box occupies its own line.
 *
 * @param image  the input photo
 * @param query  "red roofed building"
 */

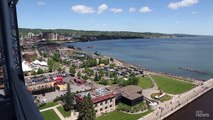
xmin=74 ymin=78 xmax=85 ymax=85
xmin=75 ymin=88 xmax=116 ymax=116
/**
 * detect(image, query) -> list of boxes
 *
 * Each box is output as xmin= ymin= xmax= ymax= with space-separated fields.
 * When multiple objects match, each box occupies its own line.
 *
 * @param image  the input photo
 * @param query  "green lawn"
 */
xmin=151 ymin=75 xmax=195 ymax=94
xmin=41 ymin=110 xmax=60 ymax=120
xmin=96 ymin=110 xmax=152 ymax=120
xmin=57 ymin=106 xmax=71 ymax=117
xmin=39 ymin=102 xmax=59 ymax=110
xmin=138 ymin=77 xmax=153 ymax=89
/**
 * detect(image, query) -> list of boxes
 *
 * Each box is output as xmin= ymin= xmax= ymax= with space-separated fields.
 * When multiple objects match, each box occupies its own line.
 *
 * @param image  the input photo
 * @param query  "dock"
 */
xmin=139 ymin=78 xmax=213 ymax=120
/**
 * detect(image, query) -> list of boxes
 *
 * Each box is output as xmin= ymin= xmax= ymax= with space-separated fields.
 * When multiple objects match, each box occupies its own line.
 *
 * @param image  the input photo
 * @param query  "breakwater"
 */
xmin=178 ymin=67 xmax=213 ymax=76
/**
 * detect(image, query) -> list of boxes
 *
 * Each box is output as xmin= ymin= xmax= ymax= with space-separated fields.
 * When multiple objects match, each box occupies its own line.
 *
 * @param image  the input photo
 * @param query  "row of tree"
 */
xmin=63 ymin=83 xmax=96 ymax=120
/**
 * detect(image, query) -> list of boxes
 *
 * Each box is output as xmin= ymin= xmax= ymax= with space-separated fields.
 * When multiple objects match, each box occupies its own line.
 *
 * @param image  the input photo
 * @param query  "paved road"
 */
xmin=139 ymin=79 xmax=213 ymax=120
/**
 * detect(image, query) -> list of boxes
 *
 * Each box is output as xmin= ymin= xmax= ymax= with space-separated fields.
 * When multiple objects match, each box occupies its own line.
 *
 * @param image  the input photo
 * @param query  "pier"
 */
xmin=178 ymin=67 xmax=212 ymax=76
xmin=139 ymin=78 xmax=213 ymax=120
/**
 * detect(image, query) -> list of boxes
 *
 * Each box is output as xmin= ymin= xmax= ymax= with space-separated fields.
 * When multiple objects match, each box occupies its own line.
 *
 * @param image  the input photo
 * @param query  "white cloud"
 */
xmin=139 ymin=6 xmax=152 ymax=13
xmin=129 ymin=7 xmax=136 ymax=12
xmin=168 ymin=0 xmax=199 ymax=10
xmin=37 ymin=1 xmax=46 ymax=6
xmin=71 ymin=5 xmax=95 ymax=14
xmin=109 ymin=8 xmax=123 ymax=13
xmin=97 ymin=4 xmax=108 ymax=14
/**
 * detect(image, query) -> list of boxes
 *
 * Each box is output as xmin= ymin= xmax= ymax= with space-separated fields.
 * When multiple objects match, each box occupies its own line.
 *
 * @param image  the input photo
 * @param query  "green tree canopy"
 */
xmin=77 ymin=94 xmax=96 ymax=120
xmin=63 ymin=83 xmax=75 ymax=111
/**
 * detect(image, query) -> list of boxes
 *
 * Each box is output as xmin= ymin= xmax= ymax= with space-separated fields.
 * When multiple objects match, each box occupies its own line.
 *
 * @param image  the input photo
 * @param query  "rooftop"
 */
xmin=76 ymin=87 xmax=115 ymax=103
xmin=118 ymin=85 xmax=143 ymax=100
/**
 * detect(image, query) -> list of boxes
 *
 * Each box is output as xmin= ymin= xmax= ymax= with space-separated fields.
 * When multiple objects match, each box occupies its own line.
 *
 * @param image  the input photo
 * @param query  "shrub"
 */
xmin=116 ymin=102 xmax=148 ymax=113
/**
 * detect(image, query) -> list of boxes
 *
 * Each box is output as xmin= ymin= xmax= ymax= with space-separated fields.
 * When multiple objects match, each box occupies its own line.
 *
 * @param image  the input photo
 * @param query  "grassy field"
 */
xmin=57 ymin=106 xmax=71 ymax=117
xmin=41 ymin=110 xmax=60 ymax=120
xmin=39 ymin=102 xmax=59 ymax=110
xmin=138 ymin=77 xmax=153 ymax=89
xmin=151 ymin=75 xmax=195 ymax=94
xmin=96 ymin=110 xmax=152 ymax=120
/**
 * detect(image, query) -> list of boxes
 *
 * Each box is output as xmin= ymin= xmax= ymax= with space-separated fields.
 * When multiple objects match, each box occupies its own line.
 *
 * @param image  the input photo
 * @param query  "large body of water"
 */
xmin=64 ymin=37 xmax=213 ymax=119
xmin=64 ymin=36 xmax=213 ymax=80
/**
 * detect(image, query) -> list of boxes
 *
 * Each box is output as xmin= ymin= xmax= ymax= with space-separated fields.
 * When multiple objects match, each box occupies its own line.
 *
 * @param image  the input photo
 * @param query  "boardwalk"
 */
xmin=139 ymin=78 xmax=213 ymax=120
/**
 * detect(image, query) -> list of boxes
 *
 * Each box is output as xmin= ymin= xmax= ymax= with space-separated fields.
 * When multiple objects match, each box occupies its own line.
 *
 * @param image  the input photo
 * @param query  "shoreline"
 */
xmin=112 ymin=57 xmax=204 ymax=84
xmin=42 ymin=37 xmax=210 ymax=83
xmin=140 ymin=78 xmax=213 ymax=120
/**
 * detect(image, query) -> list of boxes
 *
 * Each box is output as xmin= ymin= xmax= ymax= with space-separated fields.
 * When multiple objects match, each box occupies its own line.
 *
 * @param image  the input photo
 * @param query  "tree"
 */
xmin=94 ymin=72 xmax=99 ymax=81
xmin=77 ymin=71 xmax=82 ymax=78
xmin=31 ymin=70 xmax=37 ymax=75
xmin=72 ymin=64 xmax=77 ymax=69
xmin=63 ymin=83 xmax=75 ymax=111
xmin=99 ymin=70 xmax=105 ymax=77
xmin=52 ymin=52 xmax=61 ymax=62
xmin=99 ymin=79 xmax=109 ymax=85
xmin=81 ymin=59 xmax=97 ymax=67
xmin=128 ymin=77 xmax=139 ymax=85
xmin=48 ymin=59 xmax=54 ymax=72
xmin=82 ymin=75 xmax=89 ymax=80
xmin=69 ymin=66 xmax=76 ymax=75
xmin=112 ymin=75 xmax=119 ymax=84
xmin=85 ymin=67 xmax=94 ymax=77
xmin=77 ymin=94 xmax=96 ymax=120
xmin=37 ymin=68 xmax=44 ymax=74
xmin=99 ymin=58 xmax=109 ymax=65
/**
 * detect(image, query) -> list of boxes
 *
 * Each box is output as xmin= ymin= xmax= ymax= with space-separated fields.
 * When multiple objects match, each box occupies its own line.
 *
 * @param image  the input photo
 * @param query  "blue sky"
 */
xmin=17 ymin=0 xmax=213 ymax=35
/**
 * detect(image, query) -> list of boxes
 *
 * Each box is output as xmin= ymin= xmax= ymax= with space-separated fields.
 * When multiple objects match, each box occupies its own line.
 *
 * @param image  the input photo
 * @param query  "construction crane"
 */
xmin=0 ymin=0 xmax=43 ymax=119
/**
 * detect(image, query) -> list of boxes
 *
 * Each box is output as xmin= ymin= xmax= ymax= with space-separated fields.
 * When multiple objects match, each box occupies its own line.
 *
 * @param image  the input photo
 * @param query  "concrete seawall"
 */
xmin=139 ymin=78 xmax=213 ymax=120
xmin=162 ymin=79 xmax=213 ymax=119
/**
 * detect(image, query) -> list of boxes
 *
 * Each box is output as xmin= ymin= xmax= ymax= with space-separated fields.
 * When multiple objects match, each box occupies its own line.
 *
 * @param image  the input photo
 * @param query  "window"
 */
xmin=100 ymin=108 xmax=103 ymax=111
xmin=100 ymin=102 xmax=103 ymax=105
xmin=110 ymin=99 xmax=112 ymax=102
xmin=94 ymin=104 xmax=97 ymax=107
xmin=110 ymin=105 xmax=112 ymax=108
xmin=105 ymin=106 xmax=108 ymax=109
xmin=95 ymin=110 xmax=97 ymax=113
xmin=105 ymin=101 xmax=107 ymax=104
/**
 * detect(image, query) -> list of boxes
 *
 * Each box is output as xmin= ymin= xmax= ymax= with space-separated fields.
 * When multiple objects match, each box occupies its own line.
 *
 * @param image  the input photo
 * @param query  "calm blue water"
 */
xmin=64 ymin=37 xmax=213 ymax=80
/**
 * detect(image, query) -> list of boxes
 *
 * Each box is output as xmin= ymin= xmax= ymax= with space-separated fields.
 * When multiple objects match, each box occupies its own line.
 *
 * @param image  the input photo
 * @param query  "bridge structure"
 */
xmin=0 ymin=0 xmax=43 ymax=119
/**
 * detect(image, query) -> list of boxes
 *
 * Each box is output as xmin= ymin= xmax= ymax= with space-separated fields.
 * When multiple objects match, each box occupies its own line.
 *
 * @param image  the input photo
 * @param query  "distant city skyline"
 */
xmin=17 ymin=0 xmax=213 ymax=35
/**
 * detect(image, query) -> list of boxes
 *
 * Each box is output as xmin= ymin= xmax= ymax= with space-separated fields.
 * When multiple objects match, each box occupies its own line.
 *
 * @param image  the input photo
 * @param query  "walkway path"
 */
xmin=148 ymin=74 xmax=158 ymax=91
xmin=53 ymin=107 xmax=64 ymax=120
xmin=142 ymin=74 xmax=159 ymax=100
xmin=40 ymin=104 xmax=61 ymax=112
xmin=40 ymin=104 xmax=68 ymax=120
xmin=139 ymin=78 xmax=213 ymax=120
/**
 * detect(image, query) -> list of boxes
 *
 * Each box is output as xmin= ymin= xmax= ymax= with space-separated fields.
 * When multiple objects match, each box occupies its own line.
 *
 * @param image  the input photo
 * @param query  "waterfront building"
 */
xmin=118 ymin=85 xmax=144 ymax=106
xmin=109 ymin=85 xmax=144 ymax=106
xmin=75 ymin=87 xmax=116 ymax=116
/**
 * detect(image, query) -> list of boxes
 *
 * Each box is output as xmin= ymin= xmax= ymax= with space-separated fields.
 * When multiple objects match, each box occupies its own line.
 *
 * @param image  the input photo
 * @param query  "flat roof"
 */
xmin=118 ymin=85 xmax=143 ymax=100
xmin=76 ymin=87 xmax=115 ymax=103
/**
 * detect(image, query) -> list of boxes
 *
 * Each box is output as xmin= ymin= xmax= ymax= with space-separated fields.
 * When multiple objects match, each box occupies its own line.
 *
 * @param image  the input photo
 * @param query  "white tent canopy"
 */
xmin=22 ymin=61 xmax=32 ymax=72
xmin=33 ymin=60 xmax=48 ymax=66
